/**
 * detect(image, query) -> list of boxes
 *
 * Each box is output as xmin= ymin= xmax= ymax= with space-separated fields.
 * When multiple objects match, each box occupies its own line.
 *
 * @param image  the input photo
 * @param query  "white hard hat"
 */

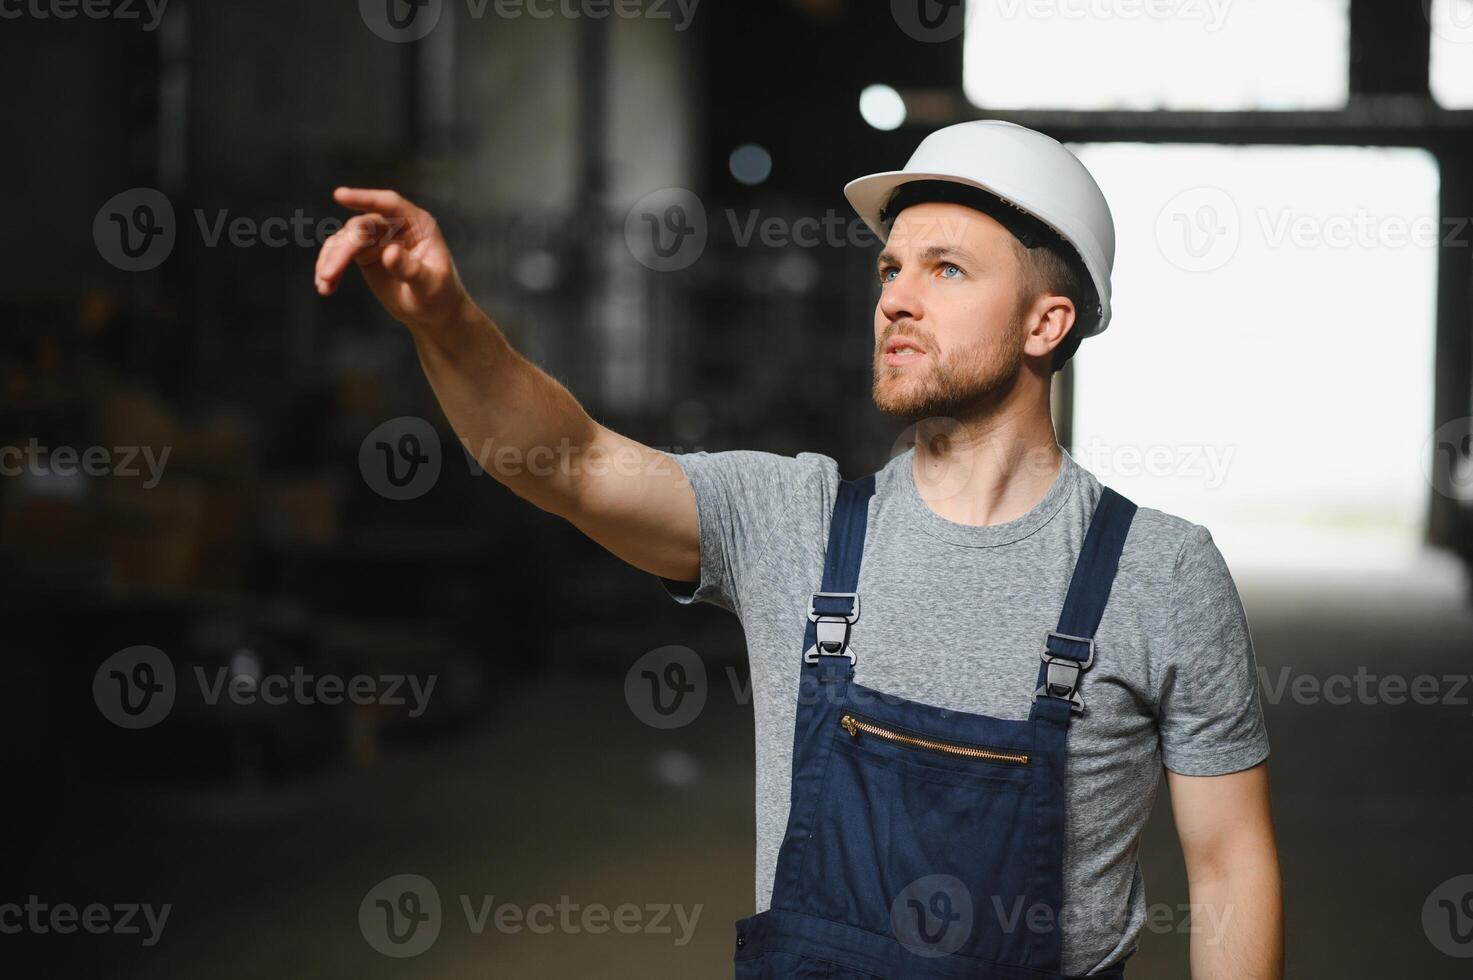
xmin=844 ymin=120 xmax=1116 ymax=337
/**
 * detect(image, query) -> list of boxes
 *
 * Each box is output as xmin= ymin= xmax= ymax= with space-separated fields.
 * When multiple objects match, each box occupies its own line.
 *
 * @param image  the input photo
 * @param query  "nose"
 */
xmin=878 ymin=268 xmax=922 ymax=325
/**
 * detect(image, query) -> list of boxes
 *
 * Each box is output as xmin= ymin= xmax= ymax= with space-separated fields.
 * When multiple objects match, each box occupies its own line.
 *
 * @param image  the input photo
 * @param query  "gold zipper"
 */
xmin=838 ymin=713 xmax=1030 ymax=766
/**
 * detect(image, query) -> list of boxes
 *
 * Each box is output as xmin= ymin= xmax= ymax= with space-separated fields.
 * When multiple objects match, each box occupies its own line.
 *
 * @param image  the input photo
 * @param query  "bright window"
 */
xmin=1430 ymin=0 xmax=1473 ymax=108
xmin=1068 ymin=143 xmax=1439 ymax=570
xmin=964 ymin=0 xmax=1350 ymax=111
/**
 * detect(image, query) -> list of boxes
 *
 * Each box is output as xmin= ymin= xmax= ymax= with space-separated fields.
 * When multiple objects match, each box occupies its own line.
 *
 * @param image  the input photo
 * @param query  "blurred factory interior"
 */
xmin=3 ymin=0 xmax=1473 ymax=976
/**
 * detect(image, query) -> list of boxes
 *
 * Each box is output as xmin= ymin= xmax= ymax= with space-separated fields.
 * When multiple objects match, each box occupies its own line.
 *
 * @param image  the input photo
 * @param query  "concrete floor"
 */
xmin=18 ymin=550 xmax=1473 ymax=978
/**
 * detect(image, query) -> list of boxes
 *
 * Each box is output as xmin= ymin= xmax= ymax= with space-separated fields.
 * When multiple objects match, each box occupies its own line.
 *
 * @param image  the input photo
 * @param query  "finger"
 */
xmin=333 ymin=187 xmax=417 ymax=218
xmin=380 ymin=241 xmax=426 ymax=286
xmin=316 ymin=215 xmax=377 ymax=292
xmin=316 ymin=213 xmax=394 ymax=292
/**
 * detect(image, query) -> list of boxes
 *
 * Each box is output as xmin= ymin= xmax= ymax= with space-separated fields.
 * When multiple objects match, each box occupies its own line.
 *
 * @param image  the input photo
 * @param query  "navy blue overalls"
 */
xmin=734 ymin=471 xmax=1138 ymax=979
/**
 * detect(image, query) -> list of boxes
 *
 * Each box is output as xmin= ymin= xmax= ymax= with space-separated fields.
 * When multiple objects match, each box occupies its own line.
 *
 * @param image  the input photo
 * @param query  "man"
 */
xmin=314 ymin=120 xmax=1282 ymax=978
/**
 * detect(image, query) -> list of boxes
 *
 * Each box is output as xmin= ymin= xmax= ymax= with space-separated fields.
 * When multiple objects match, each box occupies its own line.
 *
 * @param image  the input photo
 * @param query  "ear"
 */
xmin=1021 ymin=292 xmax=1077 ymax=360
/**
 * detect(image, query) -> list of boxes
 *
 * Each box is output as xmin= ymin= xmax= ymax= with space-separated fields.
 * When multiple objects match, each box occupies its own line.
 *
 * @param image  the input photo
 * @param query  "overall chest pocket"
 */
xmin=797 ymin=709 xmax=1041 ymax=965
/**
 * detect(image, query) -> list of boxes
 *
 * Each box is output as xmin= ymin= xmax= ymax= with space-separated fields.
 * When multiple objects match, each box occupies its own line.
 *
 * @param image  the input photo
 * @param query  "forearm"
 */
xmin=406 ymin=300 xmax=598 ymax=514
xmin=315 ymin=187 xmax=699 ymax=579
xmin=1187 ymin=856 xmax=1283 ymax=980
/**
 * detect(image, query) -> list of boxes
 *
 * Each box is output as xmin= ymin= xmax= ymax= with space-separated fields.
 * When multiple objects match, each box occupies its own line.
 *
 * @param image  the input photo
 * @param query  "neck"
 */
xmin=909 ymin=388 xmax=1062 ymax=527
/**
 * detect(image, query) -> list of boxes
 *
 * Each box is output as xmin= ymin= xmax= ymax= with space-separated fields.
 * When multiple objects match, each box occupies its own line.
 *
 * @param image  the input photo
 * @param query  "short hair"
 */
xmin=881 ymin=180 xmax=1098 ymax=374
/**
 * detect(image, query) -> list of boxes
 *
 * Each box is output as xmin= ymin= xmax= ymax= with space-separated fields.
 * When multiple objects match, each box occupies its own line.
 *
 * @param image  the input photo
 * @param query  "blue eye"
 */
xmin=941 ymin=264 xmax=962 ymax=278
xmin=879 ymin=267 xmax=898 ymax=283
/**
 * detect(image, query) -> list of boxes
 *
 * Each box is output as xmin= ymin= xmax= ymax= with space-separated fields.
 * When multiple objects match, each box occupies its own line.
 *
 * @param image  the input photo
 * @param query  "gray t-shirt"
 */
xmin=656 ymin=444 xmax=1269 ymax=975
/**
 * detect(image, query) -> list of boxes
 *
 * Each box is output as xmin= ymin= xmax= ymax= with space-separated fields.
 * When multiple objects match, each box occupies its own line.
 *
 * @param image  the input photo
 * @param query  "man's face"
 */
xmin=871 ymin=200 xmax=1031 ymax=422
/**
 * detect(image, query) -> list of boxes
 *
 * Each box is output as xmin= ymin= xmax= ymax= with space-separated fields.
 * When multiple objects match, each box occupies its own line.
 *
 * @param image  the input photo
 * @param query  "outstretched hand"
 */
xmin=314 ymin=187 xmax=470 ymax=332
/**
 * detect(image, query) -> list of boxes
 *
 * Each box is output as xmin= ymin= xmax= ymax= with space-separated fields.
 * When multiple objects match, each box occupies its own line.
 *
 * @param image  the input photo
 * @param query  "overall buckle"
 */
xmin=1031 ymin=629 xmax=1095 ymax=713
xmin=805 ymin=592 xmax=859 ymax=665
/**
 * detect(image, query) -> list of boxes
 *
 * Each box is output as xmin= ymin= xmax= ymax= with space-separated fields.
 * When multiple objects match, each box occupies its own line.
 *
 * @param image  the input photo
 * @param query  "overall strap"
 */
xmin=1029 ymin=485 xmax=1138 ymax=721
xmin=771 ymin=472 xmax=877 ymax=907
xmin=800 ymin=473 xmax=877 ymax=664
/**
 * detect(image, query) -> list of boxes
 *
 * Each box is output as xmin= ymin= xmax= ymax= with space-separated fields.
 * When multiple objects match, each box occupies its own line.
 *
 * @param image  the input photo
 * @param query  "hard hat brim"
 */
xmin=843 ymin=170 xmax=1111 ymax=337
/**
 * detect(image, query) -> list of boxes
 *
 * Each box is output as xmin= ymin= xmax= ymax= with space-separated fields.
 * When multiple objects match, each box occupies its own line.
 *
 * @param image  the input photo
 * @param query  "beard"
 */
xmin=871 ymin=310 xmax=1028 ymax=423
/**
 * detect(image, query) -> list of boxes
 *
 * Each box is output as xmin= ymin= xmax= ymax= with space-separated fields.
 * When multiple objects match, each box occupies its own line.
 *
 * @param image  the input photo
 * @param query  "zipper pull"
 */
xmin=840 ymin=714 xmax=859 ymax=737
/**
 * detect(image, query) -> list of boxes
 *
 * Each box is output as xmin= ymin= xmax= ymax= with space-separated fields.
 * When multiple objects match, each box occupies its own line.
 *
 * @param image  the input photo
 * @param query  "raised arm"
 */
xmin=314 ymin=187 xmax=699 ymax=583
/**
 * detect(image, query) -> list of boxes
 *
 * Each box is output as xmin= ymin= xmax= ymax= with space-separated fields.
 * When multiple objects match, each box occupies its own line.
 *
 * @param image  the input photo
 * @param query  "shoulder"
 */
xmin=669 ymin=446 xmax=838 ymax=477
xmin=1124 ymin=503 xmax=1208 ymax=573
xmin=1070 ymin=461 xmax=1208 ymax=580
xmin=1103 ymin=491 xmax=1244 ymax=636
xmin=669 ymin=447 xmax=839 ymax=499
xmin=1072 ymin=462 xmax=1229 ymax=601
xmin=666 ymin=447 xmax=845 ymax=535
xmin=655 ymin=448 xmax=842 ymax=611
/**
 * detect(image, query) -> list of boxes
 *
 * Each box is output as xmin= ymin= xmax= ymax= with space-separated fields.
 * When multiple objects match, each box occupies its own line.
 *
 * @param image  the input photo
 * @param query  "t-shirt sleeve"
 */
xmin=1154 ymin=524 xmax=1271 ymax=776
xmin=654 ymin=449 xmax=829 ymax=616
